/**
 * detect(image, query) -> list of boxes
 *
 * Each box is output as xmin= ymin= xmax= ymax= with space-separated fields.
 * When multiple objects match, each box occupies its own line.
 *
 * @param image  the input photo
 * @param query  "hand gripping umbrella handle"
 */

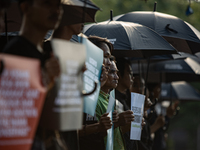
xmin=82 ymin=81 xmax=98 ymax=96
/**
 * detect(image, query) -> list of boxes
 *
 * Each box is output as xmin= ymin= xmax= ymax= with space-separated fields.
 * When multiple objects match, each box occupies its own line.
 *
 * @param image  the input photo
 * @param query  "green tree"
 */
xmin=92 ymin=0 xmax=200 ymax=30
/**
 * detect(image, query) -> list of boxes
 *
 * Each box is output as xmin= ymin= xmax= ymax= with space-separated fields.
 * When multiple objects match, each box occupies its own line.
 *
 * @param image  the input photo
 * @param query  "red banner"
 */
xmin=0 ymin=54 xmax=46 ymax=150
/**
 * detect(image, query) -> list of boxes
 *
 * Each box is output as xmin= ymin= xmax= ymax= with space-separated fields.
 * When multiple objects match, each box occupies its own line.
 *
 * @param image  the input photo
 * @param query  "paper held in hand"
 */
xmin=40 ymin=39 xmax=86 ymax=131
xmin=106 ymin=90 xmax=115 ymax=150
xmin=0 ymin=54 xmax=46 ymax=150
xmin=130 ymin=92 xmax=145 ymax=140
xmin=78 ymin=36 xmax=103 ymax=116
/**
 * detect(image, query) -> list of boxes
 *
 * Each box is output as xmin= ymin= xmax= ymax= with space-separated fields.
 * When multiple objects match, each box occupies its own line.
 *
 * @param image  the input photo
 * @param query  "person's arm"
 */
xmin=42 ymin=54 xmax=60 ymax=90
xmin=79 ymin=113 xmax=112 ymax=137
xmin=113 ymin=110 xmax=134 ymax=134
xmin=150 ymin=115 xmax=165 ymax=134
xmin=166 ymin=101 xmax=179 ymax=118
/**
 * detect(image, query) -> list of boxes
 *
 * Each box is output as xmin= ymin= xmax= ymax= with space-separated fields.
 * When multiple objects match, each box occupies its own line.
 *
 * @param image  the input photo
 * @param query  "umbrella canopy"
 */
xmin=3 ymin=0 xmax=100 ymax=32
xmin=113 ymin=11 xmax=200 ymax=54
xmin=147 ymin=54 xmax=200 ymax=83
xmin=84 ymin=21 xmax=178 ymax=58
xmin=160 ymin=81 xmax=200 ymax=101
xmin=60 ymin=0 xmax=100 ymax=26
xmin=131 ymin=52 xmax=197 ymax=78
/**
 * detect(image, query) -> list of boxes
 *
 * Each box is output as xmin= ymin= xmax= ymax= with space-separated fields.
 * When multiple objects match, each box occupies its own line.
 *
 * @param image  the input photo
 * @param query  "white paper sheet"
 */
xmin=130 ymin=92 xmax=145 ymax=140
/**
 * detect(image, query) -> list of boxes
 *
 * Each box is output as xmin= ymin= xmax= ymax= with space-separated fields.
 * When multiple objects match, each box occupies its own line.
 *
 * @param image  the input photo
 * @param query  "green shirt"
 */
xmin=96 ymin=90 xmax=125 ymax=150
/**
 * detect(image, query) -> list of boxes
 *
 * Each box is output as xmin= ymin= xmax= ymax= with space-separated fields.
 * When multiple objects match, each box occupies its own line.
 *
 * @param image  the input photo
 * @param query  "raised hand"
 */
xmin=112 ymin=110 xmax=119 ymax=123
xmin=98 ymin=113 xmax=112 ymax=132
xmin=117 ymin=110 xmax=135 ymax=126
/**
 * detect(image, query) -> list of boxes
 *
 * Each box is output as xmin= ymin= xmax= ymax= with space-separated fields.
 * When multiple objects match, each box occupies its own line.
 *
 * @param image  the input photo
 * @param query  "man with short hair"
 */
xmin=115 ymin=58 xmax=140 ymax=150
xmin=131 ymin=75 xmax=153 ymax=150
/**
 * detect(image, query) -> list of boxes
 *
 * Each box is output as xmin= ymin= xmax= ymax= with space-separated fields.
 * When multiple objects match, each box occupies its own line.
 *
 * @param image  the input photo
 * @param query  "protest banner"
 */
xmin=78 ymin=36 xmax=103 ymax=116
xmin=40 ymin=39 xmax=86 ymax=131
xmin=0 ymin=54 xmax=46 ymax=150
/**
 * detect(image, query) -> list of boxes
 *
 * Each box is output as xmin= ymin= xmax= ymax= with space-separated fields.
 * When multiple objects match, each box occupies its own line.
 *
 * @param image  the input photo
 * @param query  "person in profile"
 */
xmin=115 ymin=58 xmax=138 ymax=150
xmin=3 ymin=0 xmax=63 ymax=86
xmin=3 ymin=0 xmax=63 ymax=150
xmin=78 ymin=36 xmax=114 ymax=150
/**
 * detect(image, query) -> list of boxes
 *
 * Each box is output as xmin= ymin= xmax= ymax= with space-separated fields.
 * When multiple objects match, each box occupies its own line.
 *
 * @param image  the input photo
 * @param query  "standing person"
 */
xmin=3 ymin=0 xmax=63 ymax=150
xmin=96 ymin=56 xmax=136 ymax=150
xmin=43 ymin=22 xmax=85 ymax=150
xmin=96 ymin=58 xmax=123 ymax=150
xmin=87 ymin=36 xmax=113 ymax=87
xmin=115 ymin=58 xmax=139 ymax=150
xmin=78 ymin=36 xmax=115 ymax=150
xmin=131 ymin=75 xmax=153 ymax=150
xmin=148 ymin=83 xmax=179 ymax=150
xmin=3 ymin=0 xmax=63 ymax=85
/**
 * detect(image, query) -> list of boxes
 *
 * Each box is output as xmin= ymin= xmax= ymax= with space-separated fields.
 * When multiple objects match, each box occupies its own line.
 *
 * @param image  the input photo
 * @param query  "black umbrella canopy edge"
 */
xmin=85 ymin=21 xmax=178 ymax=58
xmin=160 ymin=81 xmax=200 ymax=101
xmin=113 ymin=11 xmax=200 ymax=44
xmin=112 ymin=48 xmax=178 ymax=58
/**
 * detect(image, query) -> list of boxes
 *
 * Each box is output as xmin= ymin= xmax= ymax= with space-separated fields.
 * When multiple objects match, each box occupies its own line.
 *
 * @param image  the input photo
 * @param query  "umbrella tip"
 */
xmin=110 ymin=10 xmax=113 ymax=21
xmin=153 ymin=1 xmax=157 ymax=12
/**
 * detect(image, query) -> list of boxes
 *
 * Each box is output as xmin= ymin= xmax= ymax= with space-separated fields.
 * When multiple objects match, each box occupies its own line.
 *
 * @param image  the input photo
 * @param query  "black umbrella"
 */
xmin=84 ymin=21 xmax=178 ymax=58
xmin=60 ymin=0 xmax=100 ymax=26
xmin=160 ymin=81 xmax=200 ymax=101
xmin=3 ymin=0 xmax=100 ymax=32
xmin=147 ymin=54 xmax=200 ymax=83
xmin=113 ymin=11 xmax=200 ymax=54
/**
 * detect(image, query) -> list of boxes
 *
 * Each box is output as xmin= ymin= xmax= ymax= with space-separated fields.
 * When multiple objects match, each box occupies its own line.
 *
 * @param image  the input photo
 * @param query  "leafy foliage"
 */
xmin=92 ymin=0 xmax=200 ymax=30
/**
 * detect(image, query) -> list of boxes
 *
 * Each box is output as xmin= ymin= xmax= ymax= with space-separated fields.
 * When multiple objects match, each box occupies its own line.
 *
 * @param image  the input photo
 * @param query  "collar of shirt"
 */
xmin=99 ymin=90 xmax=110 ymax=102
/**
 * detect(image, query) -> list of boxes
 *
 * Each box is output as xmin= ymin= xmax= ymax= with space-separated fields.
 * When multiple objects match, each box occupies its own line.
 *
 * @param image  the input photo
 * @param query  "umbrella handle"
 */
xmin=82 ymin=81 xmax=98 ymax=96
xmin=0 ymin=60 xmax=4 ymax=76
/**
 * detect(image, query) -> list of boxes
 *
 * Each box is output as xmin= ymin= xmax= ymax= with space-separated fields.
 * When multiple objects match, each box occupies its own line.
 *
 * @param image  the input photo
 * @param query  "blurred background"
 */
xmin=91 ymin=0 xmax=200 ymax=149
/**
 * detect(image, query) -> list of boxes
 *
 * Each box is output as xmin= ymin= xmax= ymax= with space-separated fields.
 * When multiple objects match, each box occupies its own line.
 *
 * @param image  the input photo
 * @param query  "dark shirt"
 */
xmin=79 ymin=113 xmax=105 ymax=150
xmin=3 ymin=36 xmax=46 ymax=150
xmin=42 ymin=40 xmax=79 ymax=150
xmin=149 ymin=110 xmax=170 ymax=150
xmin=115 ymin=90 xmax=138 ymax=150
xmin=138 ymin=119 xmax=153 ymax=150
xmin=3 ymin=36 xmax=45 ymax=66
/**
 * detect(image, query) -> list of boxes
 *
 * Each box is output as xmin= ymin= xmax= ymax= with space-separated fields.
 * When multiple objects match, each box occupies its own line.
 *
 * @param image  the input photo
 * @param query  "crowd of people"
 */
xmin=0 ymin=0 xmax=179 ymax=150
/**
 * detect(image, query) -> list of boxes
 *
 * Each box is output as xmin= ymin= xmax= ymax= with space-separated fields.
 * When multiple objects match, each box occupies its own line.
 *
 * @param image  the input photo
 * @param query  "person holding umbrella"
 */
xmin=95 ymin=56 xmax=128 ymax=150
xmin=3 ymin=0 xmax=63 ymax=150
xmin=42 ymin=2 xmax=100 ymax=149
xmin=131 ymin=75 xmax=153 ymax=150
xmin=3 ymin=0 xmax=63 ymax=85
xmin=148 ymin=83 xmax=179 ymax=150
xmin=78 ymin=36 xmax=116 ymax=150
xmin=115 ymin=58 xmax=146 ymax=150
